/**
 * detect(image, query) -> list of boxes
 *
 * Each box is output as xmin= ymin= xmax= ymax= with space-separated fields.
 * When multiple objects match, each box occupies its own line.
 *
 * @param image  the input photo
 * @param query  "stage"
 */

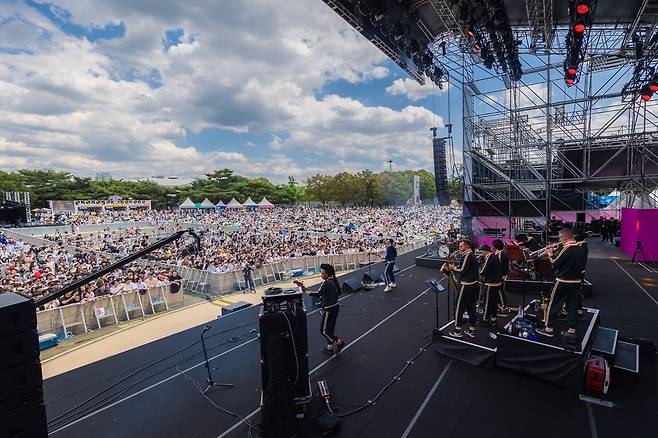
xmin=43 ymin=242 xmax=658 ymax=438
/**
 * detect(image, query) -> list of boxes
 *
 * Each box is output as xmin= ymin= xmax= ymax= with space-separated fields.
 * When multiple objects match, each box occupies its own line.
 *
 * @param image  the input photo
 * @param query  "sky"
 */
xmin=0 ymin=0 xmax=455 ymax=183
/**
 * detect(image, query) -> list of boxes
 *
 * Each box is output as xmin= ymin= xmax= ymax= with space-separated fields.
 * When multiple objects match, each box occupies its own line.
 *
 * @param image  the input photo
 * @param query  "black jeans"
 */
xmin=455 ymin=283 xmax=478 ymax=328
xmin=321 ymin=305 xmax=340 ymax=344
xmin=546 ymin=281 xmax=581 ymax=330
xmin=483 ymin=284 xmax=501 ymax=320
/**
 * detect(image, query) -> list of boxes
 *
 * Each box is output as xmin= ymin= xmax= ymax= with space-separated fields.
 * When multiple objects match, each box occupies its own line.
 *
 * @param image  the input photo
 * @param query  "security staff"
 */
xmin=448 ymin=239 xmax=479 ymax=338
xmin=492 ymin=239 xmax=509 ymax=315
xmin=536 ymin=228 xmax=588 ymax=338
xmin=478 ymin=244 xmax=502 ymax=325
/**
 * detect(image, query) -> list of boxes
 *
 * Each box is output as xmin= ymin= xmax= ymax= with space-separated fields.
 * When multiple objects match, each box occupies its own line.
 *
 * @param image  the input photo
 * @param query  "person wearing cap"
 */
xmin=478 ymin=244 xmax=502 ymax=326
xmin=294 ymin=263 xmax=345 ymax=355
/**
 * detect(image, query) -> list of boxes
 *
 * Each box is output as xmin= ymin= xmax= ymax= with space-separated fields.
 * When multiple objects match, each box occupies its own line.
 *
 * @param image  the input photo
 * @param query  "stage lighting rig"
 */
xmin=451 ymin=0 xmax=522 ymax=80
xmin=621 ymin=28 xmax=658 ymax=101
xmin=563 ymin=0 xmax=597 ymax=87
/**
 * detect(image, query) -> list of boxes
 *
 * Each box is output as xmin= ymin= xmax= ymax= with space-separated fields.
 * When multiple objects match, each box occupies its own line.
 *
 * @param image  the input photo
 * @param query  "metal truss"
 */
xmin=440 ymin=24 xmax=658 ymax=218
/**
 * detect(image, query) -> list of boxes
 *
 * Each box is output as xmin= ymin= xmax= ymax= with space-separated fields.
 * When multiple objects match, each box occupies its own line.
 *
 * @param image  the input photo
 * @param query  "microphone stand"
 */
xmin=201 ymin=325 xmax=234 ymax=394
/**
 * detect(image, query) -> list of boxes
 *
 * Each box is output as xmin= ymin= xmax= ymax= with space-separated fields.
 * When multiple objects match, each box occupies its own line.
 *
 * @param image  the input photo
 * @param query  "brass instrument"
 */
xmin=528 ymin=242 xmax=562 ymax=258
xmin=440 ymin=250 xmax=462 ymax=289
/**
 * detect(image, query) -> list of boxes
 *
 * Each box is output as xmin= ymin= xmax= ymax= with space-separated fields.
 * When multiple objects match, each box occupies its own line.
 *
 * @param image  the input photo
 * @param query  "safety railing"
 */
xmin=36 ymin=286 xmax=184 ymax=339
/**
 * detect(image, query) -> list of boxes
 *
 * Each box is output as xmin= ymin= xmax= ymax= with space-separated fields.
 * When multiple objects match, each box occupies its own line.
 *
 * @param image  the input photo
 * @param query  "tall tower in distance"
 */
xmin=431 ymin=127 xmax=450 ymax=206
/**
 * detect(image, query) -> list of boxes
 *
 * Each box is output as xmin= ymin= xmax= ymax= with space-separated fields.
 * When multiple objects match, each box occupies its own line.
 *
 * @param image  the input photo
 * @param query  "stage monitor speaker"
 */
xmin=341 ymin=278 xmax=362 ymax=294
xmin=0 ymin=293 xmax=47 ymax=438
xmin=362 ymin=273 xmax=382 ymax=284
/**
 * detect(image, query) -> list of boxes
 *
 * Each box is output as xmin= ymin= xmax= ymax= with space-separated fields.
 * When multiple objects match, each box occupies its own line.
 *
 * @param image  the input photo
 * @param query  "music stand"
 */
xmin=426 ymin=276 xmax=448 ymax=336
xmin=200 ymin=326 xmax=234 ymax=394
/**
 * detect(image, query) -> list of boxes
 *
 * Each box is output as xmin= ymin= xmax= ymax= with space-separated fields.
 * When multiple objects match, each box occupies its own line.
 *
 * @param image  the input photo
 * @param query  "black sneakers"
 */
xmin=464 ymin=330 xmax=476 ymax=338
xmin=536 ymin=327 xmax=555 ymax=337
xmin=448 ymin=330 xmax=463 ymax=338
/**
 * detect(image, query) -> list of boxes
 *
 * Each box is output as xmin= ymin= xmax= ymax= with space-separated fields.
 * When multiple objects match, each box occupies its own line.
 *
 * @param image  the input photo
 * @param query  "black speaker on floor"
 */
xmin=0 ymin=293 xmax=47 ymax=438
xmin=362 ymin=273 xmax=382 ymax=284
xmin=341 ymin=278 xmax=362 ymax=294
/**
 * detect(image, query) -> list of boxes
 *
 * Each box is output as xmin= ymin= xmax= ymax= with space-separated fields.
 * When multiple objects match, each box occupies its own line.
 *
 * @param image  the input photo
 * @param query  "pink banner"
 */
xmin=621 ymin=208 xmax=658 ymax=262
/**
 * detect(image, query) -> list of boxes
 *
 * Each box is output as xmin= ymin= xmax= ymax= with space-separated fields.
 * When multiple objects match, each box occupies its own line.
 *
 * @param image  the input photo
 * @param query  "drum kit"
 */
xmin=507 ymin=241 xmax=562 ymax=280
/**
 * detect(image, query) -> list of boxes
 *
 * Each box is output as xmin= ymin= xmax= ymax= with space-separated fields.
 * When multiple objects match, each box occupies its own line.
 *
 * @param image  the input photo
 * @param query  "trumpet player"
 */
xmin=448 ymin=239 xmax=479 ymax=338
xmin=536 ymin=228 xmax=588 ymax=339
xmin=478 ymin=245 xmax=502 ymax=325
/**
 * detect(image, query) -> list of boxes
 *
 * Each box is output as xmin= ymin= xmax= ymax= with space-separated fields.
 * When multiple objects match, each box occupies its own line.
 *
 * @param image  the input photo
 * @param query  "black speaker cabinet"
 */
xmin=259 ymin=308 xmax=310 ymax=404
xmin=341 ymin=278 xmax=362 ymax=294
xmin=576 ymin=212 xmax=586 ymax=223
xmin=0 ymin=293 xmax=47 ymax=438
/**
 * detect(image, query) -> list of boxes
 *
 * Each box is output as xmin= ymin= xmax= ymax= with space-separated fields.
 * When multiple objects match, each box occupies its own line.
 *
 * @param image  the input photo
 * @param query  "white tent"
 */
xmin=226 ymin=198 xmax=243 ymax=209
xmin=215 ymin=200 xmax=226 ymax=209
xmin=258 ymin=197 xmax=274 ymax=208
xmin=179 ymin=197 xmax=196 ymax=209
xmin=200 ymin=198 xmax=215 ymax=209
xmin=242 ymin=197 xmax=258 ymax=208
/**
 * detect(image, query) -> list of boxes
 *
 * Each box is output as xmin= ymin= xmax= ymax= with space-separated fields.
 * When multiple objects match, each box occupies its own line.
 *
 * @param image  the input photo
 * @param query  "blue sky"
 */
xmin=0 ymin=0 xmax=460 ymax=183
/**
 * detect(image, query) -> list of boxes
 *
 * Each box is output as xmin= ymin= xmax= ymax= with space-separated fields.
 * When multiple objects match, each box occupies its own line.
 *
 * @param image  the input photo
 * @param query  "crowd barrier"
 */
xmin=36 ymin=286 xmax=184 ymax=338
xmin=6 ymin=221 xmax=155 ymax=236
xmin=3 ymin=227 xmax=428 ymax=299
xmin=165 ymin=240 xmax=428 ymax=297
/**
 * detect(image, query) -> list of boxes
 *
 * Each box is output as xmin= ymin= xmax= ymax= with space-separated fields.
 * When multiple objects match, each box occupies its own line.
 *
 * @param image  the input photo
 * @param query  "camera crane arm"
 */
xmin=34 ymin=228 xmax=201 ymax=308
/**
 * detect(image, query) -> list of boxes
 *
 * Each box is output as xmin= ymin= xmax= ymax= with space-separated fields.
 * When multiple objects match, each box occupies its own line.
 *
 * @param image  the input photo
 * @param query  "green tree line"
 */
xmin=0 ymin=169 xmax=463 ymax=208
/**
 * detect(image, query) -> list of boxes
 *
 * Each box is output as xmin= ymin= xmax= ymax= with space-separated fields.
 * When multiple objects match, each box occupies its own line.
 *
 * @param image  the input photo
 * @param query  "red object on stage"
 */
xmin=567 ymin=67 xmax=577 ymax=75
xmin=576 ymin=4 xmax=589 ymax=14
xmin=574 ymin=23 xmax=586 ymax=33
xmin=585 ymin=355 xmax=610 ymax=394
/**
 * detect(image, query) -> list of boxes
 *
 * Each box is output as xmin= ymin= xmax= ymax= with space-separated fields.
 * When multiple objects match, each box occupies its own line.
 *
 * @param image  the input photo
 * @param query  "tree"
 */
xmin=281 ymin=176 xmax=304 ymax=204
xmin=377 ymin=172 xmax=412 ymax=205
xmin=448 ymin=175 xmax=464 ymax=202
xmin=304 ymin=174 xmax=332 ymax=206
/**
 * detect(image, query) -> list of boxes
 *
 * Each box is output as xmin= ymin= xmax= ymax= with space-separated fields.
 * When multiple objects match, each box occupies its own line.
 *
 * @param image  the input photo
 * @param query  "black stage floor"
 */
xmin=44 ymin=242 xmax=658 ymax=438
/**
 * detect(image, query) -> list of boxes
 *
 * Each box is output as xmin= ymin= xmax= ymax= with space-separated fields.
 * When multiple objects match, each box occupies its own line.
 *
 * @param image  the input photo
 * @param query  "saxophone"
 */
xmin=441 ymin=250 xmax=462 ymax=289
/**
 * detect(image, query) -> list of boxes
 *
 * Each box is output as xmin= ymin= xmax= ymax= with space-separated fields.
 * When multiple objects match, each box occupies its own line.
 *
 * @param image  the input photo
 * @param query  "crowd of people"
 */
xmin=2 ymin=205 xmax=461 ymax=304
xmin=0 ymin=232 xmax=181 ymax=310
xmin=40 ymin=206 xmax=461 ymax=273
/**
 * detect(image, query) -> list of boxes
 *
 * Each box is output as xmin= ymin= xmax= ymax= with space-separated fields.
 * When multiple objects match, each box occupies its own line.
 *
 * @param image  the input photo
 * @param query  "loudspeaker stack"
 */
xmin=0 ymin=293 xmax=48 ymax=437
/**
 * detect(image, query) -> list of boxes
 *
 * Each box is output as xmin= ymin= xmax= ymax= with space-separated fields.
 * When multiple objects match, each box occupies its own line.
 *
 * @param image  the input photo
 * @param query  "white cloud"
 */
xmin=385 ymin=77 xmax=446 ymax=101
xmin=0 ymin=0 xmax=442 ymax=182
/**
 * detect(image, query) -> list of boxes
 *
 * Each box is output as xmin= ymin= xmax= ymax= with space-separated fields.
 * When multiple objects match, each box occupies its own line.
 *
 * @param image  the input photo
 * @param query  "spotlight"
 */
xmin=566 ymin=78 xmax=575 ymax=86
xmin=467 ymin=30 xmax=474 ymax=38
xmin=641 ymin=92 xmax=652 ymax=101
xmin=473 ymin=43 xmax=480 ymax=50
xmin=574 ymin=23 xmax=586 ymax=33
xmin=576 ymin=3 xmax=589 ymax=14
xmin=567 ymin=67 xmax=577 ymax=75
xmin=650 ymin=83 xmax=658 ymax=92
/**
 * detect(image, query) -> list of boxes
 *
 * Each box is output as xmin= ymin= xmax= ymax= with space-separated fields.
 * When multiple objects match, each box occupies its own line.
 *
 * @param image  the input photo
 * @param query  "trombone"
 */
xmin=528 ymin=242 xmax=562 ymax=258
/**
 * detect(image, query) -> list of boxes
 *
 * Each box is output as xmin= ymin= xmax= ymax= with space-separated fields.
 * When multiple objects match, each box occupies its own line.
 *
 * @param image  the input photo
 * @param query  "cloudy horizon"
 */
xmin=0 ymin=0 xmax=450 ymax=183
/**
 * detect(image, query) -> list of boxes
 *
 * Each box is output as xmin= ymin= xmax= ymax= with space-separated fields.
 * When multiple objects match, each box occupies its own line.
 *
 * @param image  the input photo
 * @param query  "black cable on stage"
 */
xmin=48 ymin=329 xmax=258 ymax=431
xmin=177 ymin=366 xmax=262 ymax=438
xmin=324 ymin=341 xmax=433 ymax=418
xmin=47 ymin=323 xmax=258 ymax=431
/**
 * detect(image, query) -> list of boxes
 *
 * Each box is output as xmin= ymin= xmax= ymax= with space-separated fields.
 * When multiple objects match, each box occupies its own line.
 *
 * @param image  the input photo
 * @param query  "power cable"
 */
xmin=178 ymin=366 xmax=261 ymax=438
xmin=47 ymin=323 xmax=258 ymax=430
xmin=323 ymin=341 xmax=433 ymax=418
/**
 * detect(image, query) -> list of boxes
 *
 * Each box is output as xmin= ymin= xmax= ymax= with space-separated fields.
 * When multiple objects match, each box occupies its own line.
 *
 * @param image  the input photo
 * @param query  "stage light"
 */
xmin=649 ymin=83 xmax=658 ymax=92
xmin=641 ymin=92 xmax=652 ymax=101
xmin=574 ymin=23 xmax=586 ymax=33
xmin=467 ymin=30 xmax=474 ymax=38
xmin=566 ymin=78 xmax=575 ymax=86
xmin=567 ymin=67 xmax=577 ymax=75
xmin=576 ymin=3 xmax=589 ymax=15
xmin=473 ymin=43 xmax=480 ymax=50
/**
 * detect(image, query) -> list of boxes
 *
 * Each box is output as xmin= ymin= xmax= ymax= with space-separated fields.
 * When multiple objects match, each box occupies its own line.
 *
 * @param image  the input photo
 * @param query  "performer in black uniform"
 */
xmin=449 ymin=240 xmax=479 ymax=338
xmin=536 ymin=228 xmax=588 ymax=338
xmin=478 ymin=244 xmax=502 ymax=325
xmin=295 ymin=264 xmax=345 ymax=355
xmin=492 ymin=239 xmax=509 ymax=315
